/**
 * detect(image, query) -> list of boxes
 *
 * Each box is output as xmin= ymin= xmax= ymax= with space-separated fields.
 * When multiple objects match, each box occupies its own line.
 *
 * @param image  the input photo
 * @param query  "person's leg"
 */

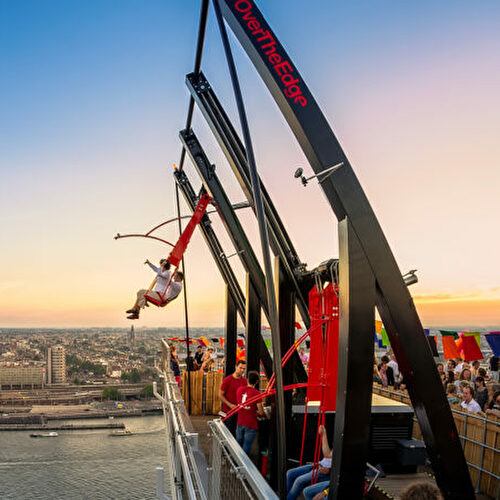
xmin=236 ymin=425 xmax=244 ymax=447
xmin=286 ymin=465 xmax=313 ymax=500
xmin=224 ymin=414 xmax=237 ymax=436
xmin=303 ymin=480 xmax=330 ymax=500
xmin=242 ymin=427 xmax=257 ymax=454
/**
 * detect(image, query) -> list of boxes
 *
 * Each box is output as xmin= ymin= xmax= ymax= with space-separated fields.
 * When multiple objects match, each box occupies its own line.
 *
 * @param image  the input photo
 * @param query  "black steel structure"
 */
xmin=171 ymin=0 xmax=474 ymax=498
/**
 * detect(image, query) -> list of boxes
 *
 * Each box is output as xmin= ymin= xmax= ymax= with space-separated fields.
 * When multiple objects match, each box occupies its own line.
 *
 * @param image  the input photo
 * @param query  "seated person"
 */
xmin=286 ymin=425 xmax=331 ymax=500
xmin=460 ymin=386 xmax=482 ymax=414
xmin=446 ymin=383 xmax=460 ymax=405
xmin=127 ymin=259 xmax=183 ymax=319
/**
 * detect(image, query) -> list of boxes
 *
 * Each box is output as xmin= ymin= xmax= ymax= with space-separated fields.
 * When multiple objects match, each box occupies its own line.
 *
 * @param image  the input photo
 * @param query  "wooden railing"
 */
xmin=181 ymin=370 xmax=223 ymax=416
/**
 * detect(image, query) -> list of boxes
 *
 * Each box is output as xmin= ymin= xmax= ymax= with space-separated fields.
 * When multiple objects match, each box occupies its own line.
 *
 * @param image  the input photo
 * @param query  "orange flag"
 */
xmin=442 ymin=336 xmax=460 ymax=359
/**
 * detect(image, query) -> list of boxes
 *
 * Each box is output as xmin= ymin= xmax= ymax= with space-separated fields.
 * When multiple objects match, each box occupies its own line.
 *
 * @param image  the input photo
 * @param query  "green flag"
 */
xmin=381 ymin=327 xmax=390 ymax=347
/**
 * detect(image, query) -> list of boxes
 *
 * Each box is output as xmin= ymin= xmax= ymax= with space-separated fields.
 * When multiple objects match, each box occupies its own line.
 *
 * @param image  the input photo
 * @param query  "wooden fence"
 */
xmin=181 ymin=370 xmax=223 ymax=416
xmin=373 ymin=385 xmax=499 ymax=498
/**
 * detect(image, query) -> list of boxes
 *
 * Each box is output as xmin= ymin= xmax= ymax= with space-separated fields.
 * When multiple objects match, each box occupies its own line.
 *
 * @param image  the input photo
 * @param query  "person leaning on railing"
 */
xmin=219 ymin=360 xmax=247 ymax=435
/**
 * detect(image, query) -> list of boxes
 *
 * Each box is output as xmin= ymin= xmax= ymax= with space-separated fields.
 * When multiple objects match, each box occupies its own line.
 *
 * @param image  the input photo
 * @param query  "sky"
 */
xmin=1 ymin=0 xmax=499 ymax=328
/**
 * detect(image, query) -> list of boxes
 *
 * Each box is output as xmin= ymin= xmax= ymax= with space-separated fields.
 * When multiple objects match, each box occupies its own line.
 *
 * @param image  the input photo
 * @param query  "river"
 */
xmin=0 ymin=415 xmax=169 ymax=499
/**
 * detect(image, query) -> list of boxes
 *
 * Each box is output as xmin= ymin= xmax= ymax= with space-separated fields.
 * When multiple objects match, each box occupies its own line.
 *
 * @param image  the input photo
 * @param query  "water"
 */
xmin=0 ymin=415 xmax=169 ymax=500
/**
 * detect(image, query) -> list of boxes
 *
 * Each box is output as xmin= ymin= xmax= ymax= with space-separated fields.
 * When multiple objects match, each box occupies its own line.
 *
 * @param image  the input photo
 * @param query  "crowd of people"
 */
xmin=169 ymin=339 xmax=499 ymax=497
xmin=374 ymin=349 xmax=500 ymax=416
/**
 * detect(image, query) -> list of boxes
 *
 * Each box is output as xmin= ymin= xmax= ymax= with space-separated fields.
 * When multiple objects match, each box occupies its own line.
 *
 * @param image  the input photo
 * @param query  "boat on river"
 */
xmin=30 ymin=432 xmax=58 ymax=438
xmin=109 ymin=429 xmax=133 ymax=437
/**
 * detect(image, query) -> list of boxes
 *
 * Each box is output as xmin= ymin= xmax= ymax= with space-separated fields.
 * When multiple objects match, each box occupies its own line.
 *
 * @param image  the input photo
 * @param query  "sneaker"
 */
xmin=126 ymin=309 xmax=136 ymax=314
xmin=127 ymin=313 xmax=139 ymax=320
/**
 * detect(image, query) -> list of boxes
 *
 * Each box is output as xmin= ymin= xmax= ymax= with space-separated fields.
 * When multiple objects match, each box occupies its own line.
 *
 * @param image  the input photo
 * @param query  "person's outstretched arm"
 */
xmin=145 ymin=259 xmax=160 ymax=274
xmin=319 ymin=425 xmax=332 ymax=458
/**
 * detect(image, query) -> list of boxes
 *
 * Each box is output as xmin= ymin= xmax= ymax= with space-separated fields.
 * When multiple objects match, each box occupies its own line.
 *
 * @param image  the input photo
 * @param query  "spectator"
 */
xmin=470 ymin=360 xmax=480 ymax=380
xmin=299 ymin=348 xmax=309 ymax=366
xmin=401 ymin=482 xmax=442 ymax=500
xmin=486 ymin=390 xmax=500 ymax=417
xmin=373 ymin=356 xmax=382 ymax=384
xmin=455 ymin=368 xmax=472 ymax=394
xmin=436 ymin=363 xmax=447 ymax=386
xmin=446 ymin=360 xmax=457 ymax=376
xmin=474 ymin=377 xmax=488 ymax=411
xmin=460 ymin=368 xmax=472 ymax=382
xmin=201 ymin=347 xmax=216 ymax=372
xmin=235 ymin=371 xmax=265 ymax=454
xmin=446 ymin=384 xmax=460 ymax=405
xmin=460 ymin=386 xmax=482 ymax=414
xmin=379 ymin=355 xmax=394 ymax=387
xmin=194 ymin=345 xmax=204 ymax=369
xmin=477 ymin=367 xmax=490 ymax=382
xmin=387 ymin=352 xmax=402 ymax=387
xmin=170 ymin=345 xmax=181 ymax=385
xmin=489 ymin=356 xmax=499 ymax=382
xmin=445 ymin=370 xmax=455 ymax=387
xmin=286 ymin=425 xmax=331 ymax=500
xmin=219 ymin=360 xmax=247 ymax=434
xmin=454 ymin=358 xmax=465 ymax=375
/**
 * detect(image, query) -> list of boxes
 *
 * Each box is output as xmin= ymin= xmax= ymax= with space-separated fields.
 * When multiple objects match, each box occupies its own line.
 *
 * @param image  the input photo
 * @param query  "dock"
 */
xmin=0 ymin=422 xmax=125 ymax=431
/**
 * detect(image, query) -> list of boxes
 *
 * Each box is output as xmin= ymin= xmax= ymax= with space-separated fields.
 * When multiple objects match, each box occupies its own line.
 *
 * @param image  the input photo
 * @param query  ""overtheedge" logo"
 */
xmin=232 ymin=0 xmax=308 ymax=108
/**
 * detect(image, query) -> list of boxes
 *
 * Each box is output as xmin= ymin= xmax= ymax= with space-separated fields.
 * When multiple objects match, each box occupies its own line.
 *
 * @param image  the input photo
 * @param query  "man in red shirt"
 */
xmin=219 ymin=360 xmax=247 ymax=434
xmin=235 ymin=371 xmax=265 ymax=454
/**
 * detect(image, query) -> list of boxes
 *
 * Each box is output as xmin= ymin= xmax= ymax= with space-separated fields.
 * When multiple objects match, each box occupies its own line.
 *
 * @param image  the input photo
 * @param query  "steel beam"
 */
xmin=218 ymin=2 xmax=473 ymax=496
xmin=274 ymin=256 xmax=297 ymax=454
xmin=330 ymin=219 xmax=375 ymax=499
xmin=224 ymin=284 xmax=238 ymax=377
xmin=186 ymin=71 xmax=309 ymax=328
xmin=174 ymin=167 xmax=274 ymax=377
xmin=180 ymin=128 xmax=307 ymax=382
xmin=245 ymin=273 xmax=261 ymax=374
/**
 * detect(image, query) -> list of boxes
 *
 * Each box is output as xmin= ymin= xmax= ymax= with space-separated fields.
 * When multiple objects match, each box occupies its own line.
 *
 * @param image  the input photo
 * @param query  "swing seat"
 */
xmin=145 ymin=293 xmax=170 ymax=308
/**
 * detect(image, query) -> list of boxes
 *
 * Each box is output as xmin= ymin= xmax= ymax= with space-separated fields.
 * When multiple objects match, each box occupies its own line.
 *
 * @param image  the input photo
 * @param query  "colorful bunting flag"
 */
xmin=456 ymin=333 xmax=483 ymax=361
xmin=439 ymin=330 xmax=458 ymax=339
xmin=381 ymin=327 xmax=390 ymax=347
xmin=442 ymin=335 xmax=460 ymax=359
xmin=460 ymin=331 xmax=481 ymax=347
xmin=427 ymin=335 xmax=438 ymax=357
xmin=485 ymin=334 xmax=500 ymax=357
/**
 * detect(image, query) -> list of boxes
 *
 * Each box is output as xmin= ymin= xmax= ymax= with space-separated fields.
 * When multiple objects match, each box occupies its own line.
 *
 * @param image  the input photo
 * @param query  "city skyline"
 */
xmin=1 ymin=1 xmax=499 ymax=327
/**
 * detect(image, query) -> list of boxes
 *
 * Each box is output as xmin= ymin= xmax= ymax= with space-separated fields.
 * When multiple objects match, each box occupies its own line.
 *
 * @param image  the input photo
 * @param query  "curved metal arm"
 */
xmin=114 ymin=233 xmax=175 ymax=247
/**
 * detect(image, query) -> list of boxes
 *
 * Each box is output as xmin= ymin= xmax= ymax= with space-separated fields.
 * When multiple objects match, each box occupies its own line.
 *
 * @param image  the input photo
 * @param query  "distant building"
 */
xmin=0 ymin=366 xmax=45 ymax=389
xmin=128 ymin=325 xmax=135 ymax=346
xmin=47 ymin=345 xmax=66 ymax=384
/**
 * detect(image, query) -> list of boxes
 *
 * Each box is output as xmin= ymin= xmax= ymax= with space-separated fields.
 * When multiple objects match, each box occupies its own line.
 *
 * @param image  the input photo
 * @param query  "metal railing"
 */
xmin=154 ymin=341 xmax=207 ymax=500
xmin=155 ymin=340 xmax=278 ymax=499
xmin=207 ymin=419 xmax=278 ymax=500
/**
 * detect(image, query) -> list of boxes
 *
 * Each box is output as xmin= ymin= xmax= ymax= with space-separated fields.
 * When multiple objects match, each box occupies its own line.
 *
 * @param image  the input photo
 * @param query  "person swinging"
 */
xmin=126 ymin=259 xmax=184 ymax=319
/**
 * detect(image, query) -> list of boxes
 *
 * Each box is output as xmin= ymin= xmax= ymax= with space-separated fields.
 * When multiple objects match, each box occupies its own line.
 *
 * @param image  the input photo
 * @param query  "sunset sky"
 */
xmin=1 ymin=0 xmax=499 ymax=328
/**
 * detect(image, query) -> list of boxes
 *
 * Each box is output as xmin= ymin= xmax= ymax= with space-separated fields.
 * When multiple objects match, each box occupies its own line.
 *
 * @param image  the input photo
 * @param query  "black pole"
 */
xmin=212 ymin=0 xmax=287 ymax=496
xmin=178 ymin=0 xmax=209 ymax=171
xmin=175 ymin=182 xmax=192 ymax=415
